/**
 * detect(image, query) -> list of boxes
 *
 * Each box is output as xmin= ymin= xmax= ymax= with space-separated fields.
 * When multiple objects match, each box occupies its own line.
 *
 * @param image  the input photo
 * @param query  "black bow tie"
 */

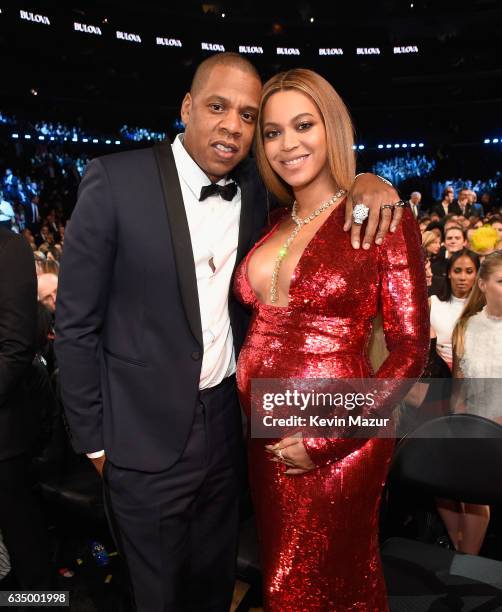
xmin=199 ymin=182 xmax=237 ymax=202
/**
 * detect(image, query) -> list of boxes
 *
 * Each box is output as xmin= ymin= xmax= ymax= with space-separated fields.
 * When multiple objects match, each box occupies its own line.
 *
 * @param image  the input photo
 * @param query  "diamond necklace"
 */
xmin=269 ymin=188 xmax=346 ymax=304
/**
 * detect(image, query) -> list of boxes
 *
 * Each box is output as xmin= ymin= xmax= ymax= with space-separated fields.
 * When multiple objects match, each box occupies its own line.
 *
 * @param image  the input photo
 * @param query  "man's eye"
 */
xmin=242 ymin=112 xmax=256 ymax=122
xmin=210 ymin=104 xmax=223 ymax=112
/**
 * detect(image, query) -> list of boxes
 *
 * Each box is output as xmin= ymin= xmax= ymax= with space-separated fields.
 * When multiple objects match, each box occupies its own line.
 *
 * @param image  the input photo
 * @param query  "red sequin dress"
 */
xmin=234 ymin=204 xmax=429 ymax=611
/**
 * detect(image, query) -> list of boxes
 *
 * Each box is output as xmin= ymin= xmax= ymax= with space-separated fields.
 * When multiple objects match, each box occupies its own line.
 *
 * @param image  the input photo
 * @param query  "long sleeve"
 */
xmin=304 ymin=209 xmax=430 ymax=467
xmin=0 ymin=232 xmax=37 ymax=405
xmin=54 ymin=158 xmax=117 ymax=454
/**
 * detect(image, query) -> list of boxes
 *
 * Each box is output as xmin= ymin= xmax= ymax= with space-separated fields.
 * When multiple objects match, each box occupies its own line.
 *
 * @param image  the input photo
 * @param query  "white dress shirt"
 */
xmin=87 ymin=135 xmax=241 ymax=459
xmin=172 ymin=134 xmax=240 ymax=389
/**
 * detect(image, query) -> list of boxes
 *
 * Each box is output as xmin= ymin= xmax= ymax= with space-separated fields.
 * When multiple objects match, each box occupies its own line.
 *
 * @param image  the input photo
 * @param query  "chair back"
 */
xmin=389 ymin=414 xmax=502 ymax=505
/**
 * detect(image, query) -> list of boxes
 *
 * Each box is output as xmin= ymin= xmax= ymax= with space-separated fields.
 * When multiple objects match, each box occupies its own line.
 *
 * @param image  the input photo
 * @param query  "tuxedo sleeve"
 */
xmin=0 ymin=233 xmax=37 ymax=405
xmin=55 ymin=159 xmax=117 ymax=454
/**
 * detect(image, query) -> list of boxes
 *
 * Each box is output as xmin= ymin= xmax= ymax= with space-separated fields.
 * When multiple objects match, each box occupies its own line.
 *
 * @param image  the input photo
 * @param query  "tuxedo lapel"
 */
xmin=154 ymin=143 xmax=203 ymax=348
xmin=233 ymin=162 xmax=255 ymax=267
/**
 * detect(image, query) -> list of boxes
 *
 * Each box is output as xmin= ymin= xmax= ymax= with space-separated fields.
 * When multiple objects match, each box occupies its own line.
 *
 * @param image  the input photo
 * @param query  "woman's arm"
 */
xmin=304 ymin=209 xmax=430 ymax=467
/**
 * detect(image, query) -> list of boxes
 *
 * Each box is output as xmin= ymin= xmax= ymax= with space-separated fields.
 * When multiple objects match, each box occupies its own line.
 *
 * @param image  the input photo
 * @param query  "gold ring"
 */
xmin=381 ymin=204 xmax=394 ymax=210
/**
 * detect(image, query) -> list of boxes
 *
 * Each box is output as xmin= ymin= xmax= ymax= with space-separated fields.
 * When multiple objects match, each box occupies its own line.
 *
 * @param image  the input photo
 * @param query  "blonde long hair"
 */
xmin=254 ymin=69 xmax=356 ymax=204
xmin=453 ymin=250 xmax=502 ymax=358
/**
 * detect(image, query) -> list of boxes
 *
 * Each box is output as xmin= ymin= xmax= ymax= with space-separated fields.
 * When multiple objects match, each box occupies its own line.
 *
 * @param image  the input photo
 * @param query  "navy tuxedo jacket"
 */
xmin=55 ymin=142 xmax=268 ymax=471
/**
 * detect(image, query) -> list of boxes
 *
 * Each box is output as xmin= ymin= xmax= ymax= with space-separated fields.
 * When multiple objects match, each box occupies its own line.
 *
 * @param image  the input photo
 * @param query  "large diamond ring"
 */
xmin=381 ymin=203 xmax=394 ymax=210
xmin=394 ymin=200 xmax=406 ymax=208
xmin=353 ymin=203 xmax=370 ymax=225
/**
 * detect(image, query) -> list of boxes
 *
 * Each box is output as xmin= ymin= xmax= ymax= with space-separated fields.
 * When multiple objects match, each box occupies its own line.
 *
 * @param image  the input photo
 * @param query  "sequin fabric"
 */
xmin=234 ymin=204 xmax=429 ymax=611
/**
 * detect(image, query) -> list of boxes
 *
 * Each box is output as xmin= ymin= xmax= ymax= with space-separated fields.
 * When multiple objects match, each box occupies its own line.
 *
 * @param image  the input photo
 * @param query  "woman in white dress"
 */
xmin=439 ymin=251 xmax=502 ymax=554
xmin=429 ymin=249 xmax=480 ymax=370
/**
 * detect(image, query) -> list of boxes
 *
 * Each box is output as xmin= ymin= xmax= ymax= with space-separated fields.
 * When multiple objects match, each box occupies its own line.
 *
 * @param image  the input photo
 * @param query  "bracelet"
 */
xmin=354 ymin=172 xmax=394 ymax=188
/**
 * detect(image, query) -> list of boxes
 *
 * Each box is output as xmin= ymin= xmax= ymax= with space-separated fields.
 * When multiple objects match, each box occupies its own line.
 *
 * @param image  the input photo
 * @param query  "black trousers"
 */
xmin=104 ymin=376 xmax=244 ymax=612
xmin=0 ymin=454 xmax=53 ymax=589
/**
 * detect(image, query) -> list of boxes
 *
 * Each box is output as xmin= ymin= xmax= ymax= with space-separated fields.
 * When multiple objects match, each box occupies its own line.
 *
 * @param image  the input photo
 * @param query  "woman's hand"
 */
xmin=266 ymin=433 xmax=316 ymax=476
xmin=344 ymin=173 xmax=403 ymax=250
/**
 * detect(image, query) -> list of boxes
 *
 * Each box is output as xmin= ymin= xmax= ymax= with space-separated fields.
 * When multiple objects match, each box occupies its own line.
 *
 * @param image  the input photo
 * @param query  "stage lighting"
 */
xmin=394 ymin=144 xmax=400 ymax=148
xmin=402 ymin=144 xmax=408 ymax=148
xmin=82 ymin=138 xmax=89 ymax=143
xmin=352 ymin=145 xmax=356 ymax=150
xmin=12 ymin=134 xmax=19 ymax=139
xmin=418 ymin=142 xmax=424 ymax=147
xmin=310 ymin=17 xmax=314 ymax=23
xmin=484 ymin=139 xmax=490 ymax=144
xmin=38 ymin=136 xmax=44 ymax=140
xmin=386 ymin=144 xmax=392 ymax=149
xmin=410 ymin=143 xmax=416 ymax=147
xmin=378 ymin=144 xmax=383 ymax=149
xmin=358 ymin=145 xmax=365 ymax=150
xmin=105 ymin=139 xmax=112 ymax=144
xmin=50 ymin=137 xmax=55 ymax=141
xmin=92 ymin=138 xmax=98 ymax=143
xmin=72 ymin=137 xmax=78 ymax=142
xmin=115 ymin=140 xmax=121 ymax=145
xmin=493 ymin=138 xmax=499 ymax=143
xmin=30 ymin=88 xmax=38 ymax=96
xmin=24 ymin=135 xmax=31 ymax=139
xmin=221 ymin=13 xmax=225 ymax=18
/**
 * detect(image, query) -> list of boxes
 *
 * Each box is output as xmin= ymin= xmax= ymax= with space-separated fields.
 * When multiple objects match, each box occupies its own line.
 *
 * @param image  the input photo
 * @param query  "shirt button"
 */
xmin=191 ymin=351 xmax=201 ymax=361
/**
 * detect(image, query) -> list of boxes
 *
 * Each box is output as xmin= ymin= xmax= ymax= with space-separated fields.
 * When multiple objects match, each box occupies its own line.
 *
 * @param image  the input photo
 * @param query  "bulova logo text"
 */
xmin=156 ymin=37 xmax=182 ymax=47
xmin=20 ymin=10 xmax=50 ymax=25
xmin=319 ymin=48 xmax=343 ymax=56
xmin=74 ymin=22 xmax=102 ymax=36
xmin=277 ymin=47 xmax=300 ymax=55
xmin=116 ymin=31 xmax=142 ymax=43
xmin=239 ymin=46 xmax=264 ymax=54
xmin=201 ymin=42 xmax=225 ymax=51
xmin=356 ymin=47 xmax=381 ymax=55
xmin=393 ymin=45 xmax=419 ymax=54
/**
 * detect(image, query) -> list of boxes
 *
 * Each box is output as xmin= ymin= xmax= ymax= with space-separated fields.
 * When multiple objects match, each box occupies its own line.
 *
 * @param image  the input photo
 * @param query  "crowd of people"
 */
xmin=1 ymin=52 xmax=501 ymax=611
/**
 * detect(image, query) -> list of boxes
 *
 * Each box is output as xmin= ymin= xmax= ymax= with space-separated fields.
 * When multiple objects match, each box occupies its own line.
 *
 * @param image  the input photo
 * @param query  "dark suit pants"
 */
xmin=104 ymin=376 xmax=244 ymax=612
xmin=0 ymin=454 xmax=53 ymax=589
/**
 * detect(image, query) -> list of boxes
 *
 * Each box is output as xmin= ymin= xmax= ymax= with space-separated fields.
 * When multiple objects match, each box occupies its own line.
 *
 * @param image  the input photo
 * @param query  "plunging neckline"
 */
xmin=245 ymin=200 xmax=345 ymax=309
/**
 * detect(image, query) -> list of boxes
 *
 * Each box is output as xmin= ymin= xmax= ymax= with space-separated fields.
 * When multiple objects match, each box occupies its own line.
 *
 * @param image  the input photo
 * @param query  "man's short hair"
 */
xmin=190 ymin=52 xmax=261 ymax=96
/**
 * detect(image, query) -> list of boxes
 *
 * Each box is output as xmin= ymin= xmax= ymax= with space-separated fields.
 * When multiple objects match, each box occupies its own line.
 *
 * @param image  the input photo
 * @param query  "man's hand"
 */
xmin=90 ymin=454 xmax=106 ymax=477
xmin=344 ymin=173 xmax=403 ymax=249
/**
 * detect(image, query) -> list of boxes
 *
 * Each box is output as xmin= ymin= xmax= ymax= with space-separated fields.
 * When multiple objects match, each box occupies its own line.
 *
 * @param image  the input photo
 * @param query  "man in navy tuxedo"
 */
xmin=56 ymin=53 xmax=402 ymax=611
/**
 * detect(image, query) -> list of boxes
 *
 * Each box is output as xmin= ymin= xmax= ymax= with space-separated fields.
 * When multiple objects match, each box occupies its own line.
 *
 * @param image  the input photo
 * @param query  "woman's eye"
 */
xmin=298 ymin=122 xmax=312 ymax=131
xmin=264 ymin=130 xmax=279 ymax=139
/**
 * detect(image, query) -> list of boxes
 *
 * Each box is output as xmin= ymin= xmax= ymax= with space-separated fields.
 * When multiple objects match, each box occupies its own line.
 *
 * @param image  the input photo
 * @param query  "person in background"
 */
xmin=467 ymin=190 xmax=484 ymax=218
xmin=430 ymin=225 xmax=468 ymax=296
xmin=0 ymin=226 xmax=53 ymax=590
xmin=431 ymin=186 xmax=458 ymax=218
xmin=409 ymin=191 xmax=422 ymax=218
xmin=422 ymin=230 xmax=441 ymax=259
xmin=429 ymin=249 xmax=480 ymax=370
xmin=37 ymin=273 xmax=58 ymax=315
xmin=0 ymin=190 xmax=15 ymax=230
xmin=438 ymin=251 xmax=502 ymax=555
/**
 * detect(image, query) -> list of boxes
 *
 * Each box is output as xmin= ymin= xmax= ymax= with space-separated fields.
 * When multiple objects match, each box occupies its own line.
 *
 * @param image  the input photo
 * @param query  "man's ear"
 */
xmin=180 ymin=93 xmax=192 ymax=125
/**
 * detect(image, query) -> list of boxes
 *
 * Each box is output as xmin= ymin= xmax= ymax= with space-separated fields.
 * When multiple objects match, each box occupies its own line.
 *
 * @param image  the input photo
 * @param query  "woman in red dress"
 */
xmin=234 ymin=69 xmax=429 ymax=611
